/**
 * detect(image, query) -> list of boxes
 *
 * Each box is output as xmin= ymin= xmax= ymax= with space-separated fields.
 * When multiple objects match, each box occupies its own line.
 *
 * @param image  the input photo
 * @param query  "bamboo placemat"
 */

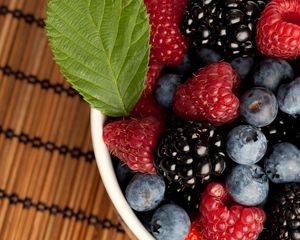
xmin=0 ymin=0 xmax=131 ymax=239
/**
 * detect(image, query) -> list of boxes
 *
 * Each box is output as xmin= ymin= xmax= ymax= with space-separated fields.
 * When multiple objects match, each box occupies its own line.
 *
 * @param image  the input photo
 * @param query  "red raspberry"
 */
xmin=173 ymin=62 xmax=240 ymax=126
xmin=256 ymin=0 xmax=300 ymax=59
xmin=185 ymin=219 xmax=203 ymax=240
xmin=103 ymin=117 xmax=164 ymax=174
xmin=199 ymin=183 xmax=266 ymax=240
xmin=145 ymin=0 xmax=188 ymax=65
xmin=143 ymin=61 xmax=162 ymax=96
xmin=176 ymin=0 xmax=188 ymax=12
xmin=131 ymin=95 xmax=166 ymax=121
xmin=145 ymin=0 xmax=187 ymax=22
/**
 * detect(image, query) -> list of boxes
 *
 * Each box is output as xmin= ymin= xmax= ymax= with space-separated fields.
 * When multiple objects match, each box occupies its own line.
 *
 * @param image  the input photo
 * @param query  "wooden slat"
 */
xmin=0 ymin=0 xmax=133 ymax=239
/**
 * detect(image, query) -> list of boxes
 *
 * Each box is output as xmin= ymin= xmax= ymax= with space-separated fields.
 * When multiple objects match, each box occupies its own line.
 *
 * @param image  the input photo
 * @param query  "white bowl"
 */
xmin=90 ymin=108 xmax=155 ymax=240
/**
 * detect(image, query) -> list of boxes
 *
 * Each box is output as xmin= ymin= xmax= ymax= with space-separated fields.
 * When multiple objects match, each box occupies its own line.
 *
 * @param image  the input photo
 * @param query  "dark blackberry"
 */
xmin=260 ymin=183 xmax=300 ymax=240
xmin=261 ymin=111 xmax=300 ymax=149
xmin=154 ymin=119 xmax=227 ymax=211
xmin=181 ymin=0 xmax=269 ymax=59
xmin=165 ymin=182 xmax=203 ymax=212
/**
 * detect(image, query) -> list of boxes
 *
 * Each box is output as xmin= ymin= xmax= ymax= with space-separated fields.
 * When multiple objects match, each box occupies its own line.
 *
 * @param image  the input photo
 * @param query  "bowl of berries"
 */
xmin=47 ymin=0 xmax=300 ymax=239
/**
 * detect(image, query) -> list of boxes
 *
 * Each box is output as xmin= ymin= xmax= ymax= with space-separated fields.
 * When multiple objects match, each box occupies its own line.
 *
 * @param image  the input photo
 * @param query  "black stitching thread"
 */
xmin=0 ymin=5 xmax=45 ymax=28
xmin=0 ymin=189 xmax=125 ymax=232
xmin=0 ymin=126 xmax=95 ymax=162
xmin=0 ymin=65 xmax=80 ymax=98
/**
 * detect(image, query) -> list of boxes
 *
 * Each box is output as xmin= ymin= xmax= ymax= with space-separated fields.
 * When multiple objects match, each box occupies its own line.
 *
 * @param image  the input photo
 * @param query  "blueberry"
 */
xmin=125 ymin=174 xmax=165 ymax=212
xmin=155 ymin=74 xmax=181 ymax=108
xmin=240 ymin=87 xmax=278 ymax=127
xmin=264 ymin=143 xmax=300 ymax=184
xmin=226 ymin=164 xmax=269 ymax=206
xmin=226 ymin=125 xmax=267 ymax=165
xmin=150 ymin=204 xmax=190 ymax=240
xmin=195 ymin=48 xmax=222 ymax=66
xmin=277 ymin=78 xmax=300 ymax=115
xmin=253 ymin=58 xmax=294 ymax=92
xmin=230 ymin=56 xmax=254 ymax=80
xmin=176 ymin=54 xmax=194 ymax=75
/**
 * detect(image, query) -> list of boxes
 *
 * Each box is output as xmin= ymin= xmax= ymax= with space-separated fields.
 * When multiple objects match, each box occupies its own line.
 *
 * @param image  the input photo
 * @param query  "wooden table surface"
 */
xmin=0 ymin=0 xmax=131 ymax=239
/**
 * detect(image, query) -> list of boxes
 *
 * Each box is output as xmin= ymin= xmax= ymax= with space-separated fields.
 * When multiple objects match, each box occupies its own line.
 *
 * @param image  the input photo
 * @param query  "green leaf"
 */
xmin=46 ymin=0 xmax=150 ymax=116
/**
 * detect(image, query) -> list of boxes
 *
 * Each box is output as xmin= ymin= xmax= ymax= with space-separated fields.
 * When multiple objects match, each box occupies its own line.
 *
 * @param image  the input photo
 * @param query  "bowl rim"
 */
xmin=90 ymin=108 xmax=155 ymax=240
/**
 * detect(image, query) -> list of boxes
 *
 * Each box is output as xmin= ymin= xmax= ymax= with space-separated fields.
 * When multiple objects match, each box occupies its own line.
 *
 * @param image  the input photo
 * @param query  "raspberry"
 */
xmin=256 ymin=0 xmax=300 ymax=59
xmin=185 ymin=219 xmax=203 ymax=240
xmin=145 ymin=0 xmax=188 ymax=65
xmin=173 ymin=62 xmax=240 ymax=125
xmin=103 ymin=116 xmax=164 ymax=174
xmin=145 ymin=0 xmax=187 ymax=21
xmin=131 ymin=95 xmax=166 ymax=121
xmin=143 ymin=61 xmax=162 ymax=96
xmin=199 ymin=183 xmax=266 ymax=240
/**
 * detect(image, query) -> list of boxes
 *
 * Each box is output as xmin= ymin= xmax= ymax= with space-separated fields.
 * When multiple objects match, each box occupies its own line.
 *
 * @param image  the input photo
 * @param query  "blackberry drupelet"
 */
xmin=261 ymin=183 xmax=300 ymax=240
xmin=181 ymin=0 xmax=269 ymax=58
xmin=262 ymin=111 xmax=300 ymax=149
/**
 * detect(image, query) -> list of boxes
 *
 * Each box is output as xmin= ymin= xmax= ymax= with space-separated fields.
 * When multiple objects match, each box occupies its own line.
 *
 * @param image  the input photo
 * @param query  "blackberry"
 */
xmin=154 ymin=120 xmax=227 ymax=211
xmin=181 ymin=0 xmax=269 ymax=58
xmin=260 ymin=183 xmax=300 ymax=240
xmin=261 ymin=111 xmax=300 ymax=149
xmin=165 ymin=182 xmax=203 ymax=212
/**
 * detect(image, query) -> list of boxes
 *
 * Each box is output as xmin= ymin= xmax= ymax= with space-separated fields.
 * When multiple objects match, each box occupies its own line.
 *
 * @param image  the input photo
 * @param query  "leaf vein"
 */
xmin=114 ymin=1 xmax=141 ymax=85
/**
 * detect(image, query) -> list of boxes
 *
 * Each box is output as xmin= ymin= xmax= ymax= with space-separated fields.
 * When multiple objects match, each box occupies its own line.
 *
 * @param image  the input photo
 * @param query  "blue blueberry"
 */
xmin=155 ymin=74 xmax=181 ymax=108
xmin=125 ymin=174 xmax=165 ymax=212
xmin=150 ymin=204 xmax=190 ymax=240
xmin=240 ymin=87 xmax=278 ymax=127
xmin=195 ymin=48 xmax=222 ymax=66
xmin=176 ymin=54 xmax=194 ymax=75
xmin=277 ymin=78 xmax=300 ymax=115
xmin=264 ymin=143 xmax=300 ymax=184
xmin=230 ymin=56 xmax=254 ymax=80
xmin=226 ymin=164 xmax=269 ymax=206
xmin=226 ymin=125 xmax=267 ymax=165
xmin=253 ymin=58 xmax=294 ymax=92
